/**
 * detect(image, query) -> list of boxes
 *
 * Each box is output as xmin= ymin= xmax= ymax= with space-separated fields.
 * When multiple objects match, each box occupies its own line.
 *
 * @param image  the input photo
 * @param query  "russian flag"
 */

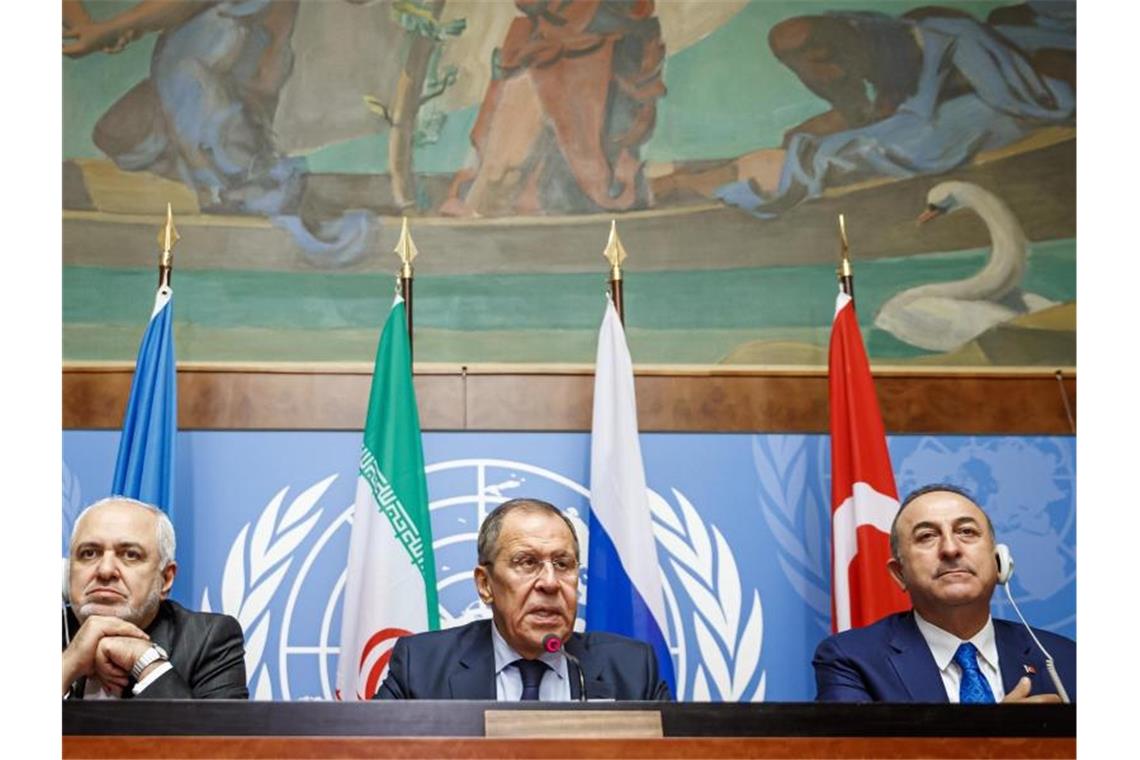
xmin=586 ymin=297 xmax=676 ymax=694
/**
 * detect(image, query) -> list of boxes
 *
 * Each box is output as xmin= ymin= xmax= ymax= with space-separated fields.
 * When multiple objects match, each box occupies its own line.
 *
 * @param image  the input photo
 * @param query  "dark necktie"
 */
xmin=514 ymin=658 xmax=548 ymax=701
xmin=954 ymin=642 xmax=996 ymax=704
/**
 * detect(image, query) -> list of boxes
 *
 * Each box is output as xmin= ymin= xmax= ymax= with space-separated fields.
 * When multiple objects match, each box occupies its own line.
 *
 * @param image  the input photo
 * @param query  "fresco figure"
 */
xmin=874 ymin=181 xmax=1056 ymax=352
xmin=63 ymin=0 xmax=372 ymax=265
xmin=441 ymin=0 xmax=665 ymax=217
xmin=715 ymin=1 xmax=1075 ymax=217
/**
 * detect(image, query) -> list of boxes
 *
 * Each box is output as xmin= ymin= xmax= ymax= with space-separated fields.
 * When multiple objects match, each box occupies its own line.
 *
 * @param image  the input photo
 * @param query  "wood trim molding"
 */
xmin=62 ymin=735 xmax=1077 ymax=759
xmin=63 ymin=364 xmax=1076 ymax=434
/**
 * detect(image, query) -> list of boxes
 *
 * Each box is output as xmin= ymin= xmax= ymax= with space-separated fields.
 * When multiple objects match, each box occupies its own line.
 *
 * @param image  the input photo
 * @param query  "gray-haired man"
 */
xmin=63 ymin=497 xmax=247 ymax=699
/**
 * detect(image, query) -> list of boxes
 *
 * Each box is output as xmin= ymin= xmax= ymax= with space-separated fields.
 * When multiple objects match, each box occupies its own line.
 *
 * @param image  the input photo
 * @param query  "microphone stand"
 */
xmin=543 ymin=633 xmax=587 ymax=701
xmin=562 ymin=647 xmax=587 ymax=702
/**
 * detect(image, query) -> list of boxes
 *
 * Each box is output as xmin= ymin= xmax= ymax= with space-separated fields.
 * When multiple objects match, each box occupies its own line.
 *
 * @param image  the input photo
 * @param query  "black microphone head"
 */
xmin=542 ymin=633 xmax=562 ymax=654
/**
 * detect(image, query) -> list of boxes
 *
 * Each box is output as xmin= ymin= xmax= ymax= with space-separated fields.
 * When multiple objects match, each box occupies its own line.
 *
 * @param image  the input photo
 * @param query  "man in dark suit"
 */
xmin=813 ymin=484 xmax=1075 ymax=703
xmin=376 ymin=498 xmax=671 ymax=701
xmin=63 ymin=497 xmax=247 ymax=699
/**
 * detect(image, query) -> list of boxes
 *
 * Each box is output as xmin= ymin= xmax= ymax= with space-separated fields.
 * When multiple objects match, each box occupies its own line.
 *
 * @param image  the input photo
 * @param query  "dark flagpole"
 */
xmin=837 ymin=213 xmax=854 ymax=300
xmin=394 ymin=216 xmax=419 ymax=352
xmin=603 ymin=220 xmax=628 ymax=323
xmin=158 ymin=202 xmax=178 ymax=291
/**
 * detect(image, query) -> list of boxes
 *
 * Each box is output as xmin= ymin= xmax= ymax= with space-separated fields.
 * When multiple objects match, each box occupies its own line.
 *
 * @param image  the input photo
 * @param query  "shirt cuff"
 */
xmin=132 ymin=661 xmax=174 ymax=695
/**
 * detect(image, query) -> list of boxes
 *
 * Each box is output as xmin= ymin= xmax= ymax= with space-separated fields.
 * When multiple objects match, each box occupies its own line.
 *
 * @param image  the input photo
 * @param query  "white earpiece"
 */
xmin=995 ymin=543 xmax=1014 ymax=585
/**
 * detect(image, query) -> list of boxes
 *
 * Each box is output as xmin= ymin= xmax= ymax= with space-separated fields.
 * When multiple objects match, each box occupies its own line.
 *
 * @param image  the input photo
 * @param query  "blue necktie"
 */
xmin=514 ymin=659 xmax=548 ymax=701
xmin=954 ymin=642 xmax=996 ymax=704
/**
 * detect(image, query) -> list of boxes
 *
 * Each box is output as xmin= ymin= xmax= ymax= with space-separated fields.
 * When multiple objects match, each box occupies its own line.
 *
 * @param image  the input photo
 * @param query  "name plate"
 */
xmin=484 ymin=709 xmax=663 ymax=738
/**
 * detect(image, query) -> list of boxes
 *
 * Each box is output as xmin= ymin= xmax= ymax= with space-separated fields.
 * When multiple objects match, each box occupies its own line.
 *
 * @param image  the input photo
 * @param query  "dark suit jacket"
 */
xmin=64 ymin=600 xmax=248 ymax=699
xmin=375 ymin=619 xmax=672 ymax=700
xmin=812 ymin=611 xmax=1076 ymax=702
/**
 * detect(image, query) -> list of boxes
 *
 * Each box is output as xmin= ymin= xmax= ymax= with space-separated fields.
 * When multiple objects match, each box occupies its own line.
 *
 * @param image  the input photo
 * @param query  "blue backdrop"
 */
xmin=62 ymin=431 xmax=1075 ymax=701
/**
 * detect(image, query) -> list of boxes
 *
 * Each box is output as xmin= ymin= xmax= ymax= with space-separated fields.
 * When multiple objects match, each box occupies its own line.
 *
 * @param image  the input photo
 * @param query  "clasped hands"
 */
xmin=62 ymin=615 xmax=154 ymax=697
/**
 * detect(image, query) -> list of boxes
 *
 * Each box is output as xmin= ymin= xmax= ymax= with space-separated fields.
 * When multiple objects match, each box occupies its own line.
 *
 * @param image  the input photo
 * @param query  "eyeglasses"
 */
xmin=502 ymin=554 xmax=580 ymax=580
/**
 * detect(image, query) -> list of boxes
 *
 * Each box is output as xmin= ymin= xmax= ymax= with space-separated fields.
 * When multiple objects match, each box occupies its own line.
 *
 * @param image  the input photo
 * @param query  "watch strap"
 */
xmin=131 ymin=644 xmax=169 ymax=680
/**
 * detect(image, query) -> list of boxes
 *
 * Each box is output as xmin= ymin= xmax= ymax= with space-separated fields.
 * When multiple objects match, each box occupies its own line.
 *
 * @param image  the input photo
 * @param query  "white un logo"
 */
xmin=275 ymin=459 xmax=593 ymax=700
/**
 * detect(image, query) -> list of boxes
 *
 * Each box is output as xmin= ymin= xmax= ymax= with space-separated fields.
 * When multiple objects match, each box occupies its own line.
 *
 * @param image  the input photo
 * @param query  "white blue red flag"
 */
xmin=586 ymin=296 xmax=676 ymax=693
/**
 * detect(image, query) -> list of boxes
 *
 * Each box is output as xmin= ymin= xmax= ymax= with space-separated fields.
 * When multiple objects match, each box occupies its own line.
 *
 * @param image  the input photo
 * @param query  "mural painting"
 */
xmin=63 ymin=1 xmax=1076 ymax=366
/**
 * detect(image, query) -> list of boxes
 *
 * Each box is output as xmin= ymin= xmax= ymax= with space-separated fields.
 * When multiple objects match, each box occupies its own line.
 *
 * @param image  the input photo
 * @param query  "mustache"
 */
xmin=935 ymin=563 xmax=976 ymax=577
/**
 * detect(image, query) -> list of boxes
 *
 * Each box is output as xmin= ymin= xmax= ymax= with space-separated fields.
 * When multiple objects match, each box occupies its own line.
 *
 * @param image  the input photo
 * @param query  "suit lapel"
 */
xmin=449 ymin=621 xmax=496 ymax=699
xmin=565 ymin=634 xmax=615 ymax=700
xmin=995 ymin=620 xmax=1035 ymax=695
xmin=886 ymin=613 xmax=949 ymax=703
xmin=145 ymin=601 xmax=175 ymax=653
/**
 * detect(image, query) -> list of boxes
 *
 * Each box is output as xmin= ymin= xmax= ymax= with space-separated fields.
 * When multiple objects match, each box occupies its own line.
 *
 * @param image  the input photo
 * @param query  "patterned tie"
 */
xmin=954 ymin=642 xmax=996 ymax=704
xmin=514 ymin=658 xmax=548 ymax=701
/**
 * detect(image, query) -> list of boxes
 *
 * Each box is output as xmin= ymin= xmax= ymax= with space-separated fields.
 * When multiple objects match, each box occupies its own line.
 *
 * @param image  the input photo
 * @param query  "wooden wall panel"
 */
xmin=63 ymin=365 xmax=1076 ymax=434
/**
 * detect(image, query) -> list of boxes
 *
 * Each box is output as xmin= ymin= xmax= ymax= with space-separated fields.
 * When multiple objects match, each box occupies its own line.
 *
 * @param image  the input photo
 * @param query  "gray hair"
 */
xmin=70 ymin=496 xmax=177 ymax=568
xmin=477 ymin=498 xmax=579 ymax=565
xmin=889 ymin=483 xmax=995 ymax=559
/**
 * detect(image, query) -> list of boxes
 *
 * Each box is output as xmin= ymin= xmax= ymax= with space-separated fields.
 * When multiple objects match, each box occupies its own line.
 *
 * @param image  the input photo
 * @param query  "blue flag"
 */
xmin=586 ymin=297 xmax=676 ymax=695
xmin=112 ymin=287 xmax=177 ymax=519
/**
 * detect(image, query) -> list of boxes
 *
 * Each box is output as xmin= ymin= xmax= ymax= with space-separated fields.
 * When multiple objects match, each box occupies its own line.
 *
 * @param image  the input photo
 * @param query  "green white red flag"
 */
xmin=336 ymin=296 xmax=438 ymax=700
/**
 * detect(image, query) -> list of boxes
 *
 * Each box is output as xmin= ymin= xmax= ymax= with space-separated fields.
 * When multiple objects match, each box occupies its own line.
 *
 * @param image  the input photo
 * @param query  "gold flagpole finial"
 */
xmin=156 ymin=203 xmax=179 ymax=289
xmin=157 ymin=202 xmax=180 ymax=256
xmin=837 ymin=213 xmax=852 ymax=279
xmin=602 ymin=219 xmax=628 ymax=281
xmin=394 ymin=216 xmax=419 ymax=279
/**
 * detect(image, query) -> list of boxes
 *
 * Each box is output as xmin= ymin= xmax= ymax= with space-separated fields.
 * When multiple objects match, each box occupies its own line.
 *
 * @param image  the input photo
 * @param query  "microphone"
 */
xmin=542 ymin=633 xmax=586 ymax=702
xmin=995 ymin=545 xmax=1071 ymax=704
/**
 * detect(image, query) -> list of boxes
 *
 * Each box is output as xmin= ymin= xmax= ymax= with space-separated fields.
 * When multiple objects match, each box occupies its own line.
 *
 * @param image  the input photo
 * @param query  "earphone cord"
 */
xmin=1002 ymin=583 xmax=1071 ymax=704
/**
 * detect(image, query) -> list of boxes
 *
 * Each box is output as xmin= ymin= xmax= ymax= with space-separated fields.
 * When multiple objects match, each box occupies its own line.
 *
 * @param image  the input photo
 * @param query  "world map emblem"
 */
xmin=200 ymin=457 xmax=766 ymax=701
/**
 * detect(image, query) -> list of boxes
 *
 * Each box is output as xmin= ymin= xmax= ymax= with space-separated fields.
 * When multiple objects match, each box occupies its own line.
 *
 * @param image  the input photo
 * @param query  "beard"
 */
xmin=77 ymin=583 xmax=163 ymax=628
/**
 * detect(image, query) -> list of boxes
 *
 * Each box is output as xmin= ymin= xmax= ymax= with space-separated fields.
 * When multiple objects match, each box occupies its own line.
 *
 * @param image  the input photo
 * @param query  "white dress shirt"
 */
xmin=491 ymin=621 xmax=571 ymax=701
xmin=913 ymin=612 xmax=1005 ymax=702
xmin=79 ymin=661 xmax=173 ymax=699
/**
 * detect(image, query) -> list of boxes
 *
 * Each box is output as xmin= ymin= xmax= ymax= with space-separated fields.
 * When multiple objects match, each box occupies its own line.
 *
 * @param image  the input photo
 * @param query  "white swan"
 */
xmin=873 ymin=181 xmax=1056 ymax=352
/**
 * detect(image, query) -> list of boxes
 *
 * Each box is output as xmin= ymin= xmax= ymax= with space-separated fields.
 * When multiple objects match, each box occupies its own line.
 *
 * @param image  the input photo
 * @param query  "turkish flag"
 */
xmin=828 ymin=291 xmax=911 ymax=632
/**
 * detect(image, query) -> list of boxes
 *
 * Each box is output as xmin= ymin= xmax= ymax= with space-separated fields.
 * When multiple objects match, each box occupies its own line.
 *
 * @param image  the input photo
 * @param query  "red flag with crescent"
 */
xmin=828 ymin=291 xmax=910 ymax=632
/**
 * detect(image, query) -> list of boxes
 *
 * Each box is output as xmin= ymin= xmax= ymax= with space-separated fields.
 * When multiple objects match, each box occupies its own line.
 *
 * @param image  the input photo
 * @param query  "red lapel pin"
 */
xmin=1023 ymin=664 xmax=1037 ymax=675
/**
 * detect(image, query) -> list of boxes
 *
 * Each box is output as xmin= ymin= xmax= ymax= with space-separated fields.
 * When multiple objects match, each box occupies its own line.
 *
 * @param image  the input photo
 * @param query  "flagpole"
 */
xmin=603 ymin=220 xmax=628 ymax=323
xmin=837 ymin=213 xmax=854 ymax=300
xmin=394 ymin=216 xmax=419 ymax=351
xmin=157 ymin=202 xmax=179 ymax=290
xmin=114 ymin=200 xmax=180 ymax=589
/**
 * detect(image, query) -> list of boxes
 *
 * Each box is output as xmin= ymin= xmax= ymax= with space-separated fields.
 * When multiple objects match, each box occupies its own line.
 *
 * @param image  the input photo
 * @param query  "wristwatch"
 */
xmin=131 ymin=643 xmax=169 ymax=680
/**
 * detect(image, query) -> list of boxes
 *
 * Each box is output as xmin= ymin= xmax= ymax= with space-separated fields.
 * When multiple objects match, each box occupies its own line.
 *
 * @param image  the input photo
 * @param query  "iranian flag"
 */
xmin=828 ymin=290 xmax=910 ymax=633
xmin=336 ymin=296 xmax=438 ymax=700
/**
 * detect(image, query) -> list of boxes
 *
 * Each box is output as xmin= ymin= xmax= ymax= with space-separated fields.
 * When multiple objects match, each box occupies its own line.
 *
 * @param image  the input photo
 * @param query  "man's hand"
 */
xmin=94 ymin=636 xmax=155 ymax=696
xmin=62 ymin=615 xmax=148 ymax=696
xmin=1001 ymin=676 xmax=1063 ymax=704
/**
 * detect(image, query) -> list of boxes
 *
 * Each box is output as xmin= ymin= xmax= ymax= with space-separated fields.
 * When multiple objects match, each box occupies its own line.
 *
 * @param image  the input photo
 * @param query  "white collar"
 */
xmin=914 ymin=611 xmax=999 ymax=673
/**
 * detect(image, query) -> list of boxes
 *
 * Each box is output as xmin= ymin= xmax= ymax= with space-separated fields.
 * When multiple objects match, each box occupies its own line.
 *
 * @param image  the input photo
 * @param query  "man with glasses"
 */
xmin=375 ymin=498 xmax=671 ymax=700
